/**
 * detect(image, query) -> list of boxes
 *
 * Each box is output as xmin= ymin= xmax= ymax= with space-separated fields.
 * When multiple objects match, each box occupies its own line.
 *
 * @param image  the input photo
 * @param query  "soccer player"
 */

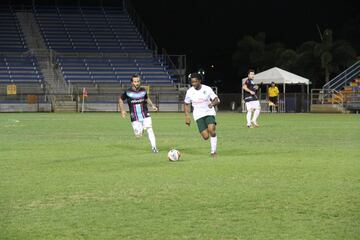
xmin=118 ymin=74 xmax=158 ymax=153
xmin=243 ymin=69 xmax=261 ymax=128
xmin=184 ymin=73 xmax=220 ymax=157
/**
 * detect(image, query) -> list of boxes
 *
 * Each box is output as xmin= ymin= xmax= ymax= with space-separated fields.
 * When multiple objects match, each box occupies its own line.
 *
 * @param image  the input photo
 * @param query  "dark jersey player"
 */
xmin=118 ymin=74 xmax=158 ymax=153
xmin=243 ymin=69 xmax=261 ymax=128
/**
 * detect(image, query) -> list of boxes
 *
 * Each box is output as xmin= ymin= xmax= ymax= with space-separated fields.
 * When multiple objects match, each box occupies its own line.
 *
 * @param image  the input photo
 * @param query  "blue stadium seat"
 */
xmin=0 ymin=6 xmax=27 ymax=52
xmin=30 ymin=5 xmax=176 ymax=87
xmin=57 ymin=57 xmax=174 ymax=85
xmin=0 ymin=56 xmax=43 ymax=84
xmin=33 ymin=5 xmax=150 ymax=53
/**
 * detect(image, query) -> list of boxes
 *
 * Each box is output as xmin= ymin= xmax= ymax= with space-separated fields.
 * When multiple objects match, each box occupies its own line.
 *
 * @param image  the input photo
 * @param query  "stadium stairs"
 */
xmin=311 ymin=60 xmax=360 ymax=113
xmin=33 ymin=5 xmax=182 ymax=112
xmin=1 ymin=4 xmax=184 ymax=112
xmin=16 ymin=11 xmax=69 ymax=95
xmin=0 ymin=6 xmax=49 ymax=112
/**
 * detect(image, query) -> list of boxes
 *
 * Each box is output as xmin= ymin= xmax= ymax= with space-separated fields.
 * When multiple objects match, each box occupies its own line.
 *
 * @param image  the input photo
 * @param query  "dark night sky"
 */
xmin=130 ymin=1 xmax=359 ymax=53
xmin=130 ymin=0 xmax=360 ymax=89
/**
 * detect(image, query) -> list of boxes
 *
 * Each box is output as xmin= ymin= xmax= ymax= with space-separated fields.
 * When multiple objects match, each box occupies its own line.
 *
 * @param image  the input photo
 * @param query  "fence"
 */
xmin=0 ymin=92 xmax=311 ymax=112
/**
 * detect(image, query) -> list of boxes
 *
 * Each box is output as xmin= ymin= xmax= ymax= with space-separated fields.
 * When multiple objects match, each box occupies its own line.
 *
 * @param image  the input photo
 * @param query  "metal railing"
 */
xmin=161 ymin=49 xmax=187 ymax=84
xmin=311 ymin=88 xmax=344 ymax=106
xmin=0 ymin=91 xmax=316 ymax=113
xmin=0 ymin=93 xmax=49 ymax=103
xmin=323 ymin=60 xmax=360 ymax=91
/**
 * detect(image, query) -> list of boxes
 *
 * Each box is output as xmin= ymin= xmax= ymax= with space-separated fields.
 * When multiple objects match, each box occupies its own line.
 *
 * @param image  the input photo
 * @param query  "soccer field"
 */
xmin=0 ymin=112 xmax=359 ymax=239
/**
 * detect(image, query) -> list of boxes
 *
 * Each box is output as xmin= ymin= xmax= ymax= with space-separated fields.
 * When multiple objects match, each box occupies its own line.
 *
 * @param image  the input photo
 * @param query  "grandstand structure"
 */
xmin=0 ymin=1 xmax=186 ymax=112
xmin=311 ymin=60 xmax=360 ymax=113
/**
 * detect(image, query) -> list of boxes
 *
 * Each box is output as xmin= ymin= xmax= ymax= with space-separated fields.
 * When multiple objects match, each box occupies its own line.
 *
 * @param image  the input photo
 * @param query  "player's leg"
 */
xmin=270 ymin=97 xmax=277 ymax=112
xmin=196 ymin=117 xmax=209 ymax=140
xmin=245 ymin=102 xmax=253 ymax=128
xmin=200 ymin=129 xmax=209 ymax=140
xmin=274 ymin=98 xmax=278 ymax=112
xmin=131 ymin=121 xmax=143 ymax=138
xmin=143 ymin=117 xmax=158 ymax=152
xmin=206 ymin=116 xmax=217 ymax=156
xmin=269 ymin=100 xmax=273 ymax=112
xmin=252 ymin=100 xmax=261 ymax=127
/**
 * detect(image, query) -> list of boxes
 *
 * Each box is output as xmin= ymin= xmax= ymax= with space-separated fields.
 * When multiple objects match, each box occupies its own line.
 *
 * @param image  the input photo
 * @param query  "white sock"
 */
xmin=146 ymin=128 xmax=156 ymax=149
xmin=246 ymin=111 xmax=252 ymax=126
xmin=210 ymin=135 xmax=217 ymax=153
xmin=252 ymin=109 xmax=260 ymax=124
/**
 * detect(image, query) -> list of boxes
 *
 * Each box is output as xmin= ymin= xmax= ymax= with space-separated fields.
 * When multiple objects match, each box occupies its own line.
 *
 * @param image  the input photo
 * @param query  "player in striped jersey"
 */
xmin=119 ymin=74 xmax=158 ymax=153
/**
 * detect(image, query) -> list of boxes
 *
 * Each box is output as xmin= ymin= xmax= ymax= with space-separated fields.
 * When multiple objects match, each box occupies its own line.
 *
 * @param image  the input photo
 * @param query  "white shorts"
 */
xmin=245 ymin=100 xmax=261 ymax=111
xmin=131 ymin=117 xmax=152 ymax=136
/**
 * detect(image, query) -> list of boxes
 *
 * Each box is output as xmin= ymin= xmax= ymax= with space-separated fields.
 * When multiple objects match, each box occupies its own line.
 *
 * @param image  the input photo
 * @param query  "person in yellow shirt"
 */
xmin=268 ymin=82 xmax=279 ymax=112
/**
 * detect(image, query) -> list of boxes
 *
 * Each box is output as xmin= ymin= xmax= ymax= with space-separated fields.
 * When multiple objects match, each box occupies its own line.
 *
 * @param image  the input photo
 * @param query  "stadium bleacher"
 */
xmin=0 ymin=6 xmax=27 ymax=52
xmin=0 ymin=4 xmax=180 ymax=111
xmin=33 ymin=5 xmax=150 ymax=53
xmin=57 ymin=56 xmax=175 ymax=86
xmin=0 ymin=56 xmax=43 ymax=84
xmin=0 ymin=6 xmax=44 ymax=95
xmin=32 ymin=5 xmax=176 ymax=89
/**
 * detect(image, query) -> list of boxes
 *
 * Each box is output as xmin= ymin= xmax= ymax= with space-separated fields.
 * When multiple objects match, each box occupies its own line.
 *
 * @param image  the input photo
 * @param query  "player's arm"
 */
xmin=242 ymin=82 xmax=255 ymax=95
xmin=147 ymin=97 xmax=158 ymax=111
xmin=184 ymin=103 xmax=191 ymax=126
xmin=208 ymin=97 xmax=220 ymax=108
xmin=208 ymin=87 xmax=220 ymax=108
xmin=118 ymin=97 xmax=126 ymax=118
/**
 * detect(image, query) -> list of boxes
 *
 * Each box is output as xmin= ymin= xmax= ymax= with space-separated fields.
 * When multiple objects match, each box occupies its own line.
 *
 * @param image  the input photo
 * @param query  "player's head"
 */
xmin=271 ymin=81 xmax=275 ymax=87
xmin=189 ymin=73 xmax=202 ymax=89
xmin=248 ymin=69 xmax=255 ymax=80
xmin=131 ymin=74 xmax=141 ymax=89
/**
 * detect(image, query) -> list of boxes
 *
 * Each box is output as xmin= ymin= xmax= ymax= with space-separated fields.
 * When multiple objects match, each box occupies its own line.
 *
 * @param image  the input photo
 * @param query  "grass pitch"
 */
xmin=0 ymin=112 xmax=359 ymax=239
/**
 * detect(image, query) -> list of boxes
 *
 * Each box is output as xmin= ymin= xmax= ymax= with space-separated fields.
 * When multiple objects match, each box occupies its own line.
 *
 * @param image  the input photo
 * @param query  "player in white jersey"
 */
xmin=184 ymin=73 xmax=220 ymax=157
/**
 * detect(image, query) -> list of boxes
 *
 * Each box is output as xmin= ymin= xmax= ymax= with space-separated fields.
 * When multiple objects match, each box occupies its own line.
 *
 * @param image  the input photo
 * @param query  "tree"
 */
xmin=314 ymin=29 xmax=357 ymax=83
xmin=295 ymin=41 xmax=321 ymax=87
xmin=232 ymin=33 xmax=266 ymax=77
xmin=232 ymin=30 xmax=357 ymax=87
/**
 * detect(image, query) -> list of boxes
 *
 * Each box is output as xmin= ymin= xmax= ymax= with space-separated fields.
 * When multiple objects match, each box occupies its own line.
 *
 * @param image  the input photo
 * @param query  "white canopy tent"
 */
xmin=242 ymin=67 xmax=311 ymax=112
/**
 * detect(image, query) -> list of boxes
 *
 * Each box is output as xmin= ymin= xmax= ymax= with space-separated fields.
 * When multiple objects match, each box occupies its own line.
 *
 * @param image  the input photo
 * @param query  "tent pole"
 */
xmin=242 ymin=87 xmax=244 ymax=112
xmin=283 ymin=82 xmax=286 ymax=113
xmin=301 ymin=84 xmax=304 ymax=112
xmin=307 ymin=84 xmax=310 ymax=112
xmin=266 ymin=84 xmax=269 ymax=112
xmin=241 ymin=80 xmax=244 ymax=112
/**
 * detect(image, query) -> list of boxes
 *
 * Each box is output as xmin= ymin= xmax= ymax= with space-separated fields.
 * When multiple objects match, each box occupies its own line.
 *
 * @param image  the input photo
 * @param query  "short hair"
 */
xmin=131 ymin=74 xmax=141 ymax=82
xmin=189 ymin=72 xmax=203 ymax=81
xmin=248 ymin=69 xmax=255 ymax=74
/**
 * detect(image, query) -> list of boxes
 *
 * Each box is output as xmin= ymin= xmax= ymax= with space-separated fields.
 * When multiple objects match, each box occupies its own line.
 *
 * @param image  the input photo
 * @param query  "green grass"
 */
xmin=0 ymin=112 xmax=359 ymax=240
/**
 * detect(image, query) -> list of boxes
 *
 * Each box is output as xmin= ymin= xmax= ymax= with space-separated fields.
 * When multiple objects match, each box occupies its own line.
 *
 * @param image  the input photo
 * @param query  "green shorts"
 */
xmin=196 ymin=115 xmax=217 ymax=133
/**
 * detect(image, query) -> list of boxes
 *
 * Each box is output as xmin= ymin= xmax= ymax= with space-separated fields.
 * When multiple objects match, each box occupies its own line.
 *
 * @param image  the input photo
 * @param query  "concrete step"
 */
xmin=53 ymin=101 xmax=77 ymax=112
xmin=54 ymin=95 xmax=74 ymax=101
xmin=311 ymin=104 xmax=345 ymax=113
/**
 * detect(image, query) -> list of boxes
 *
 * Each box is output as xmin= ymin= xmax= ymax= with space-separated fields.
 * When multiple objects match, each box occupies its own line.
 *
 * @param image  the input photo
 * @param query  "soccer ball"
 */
xmin=167 ymin=149 xmax=181 ymax=161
